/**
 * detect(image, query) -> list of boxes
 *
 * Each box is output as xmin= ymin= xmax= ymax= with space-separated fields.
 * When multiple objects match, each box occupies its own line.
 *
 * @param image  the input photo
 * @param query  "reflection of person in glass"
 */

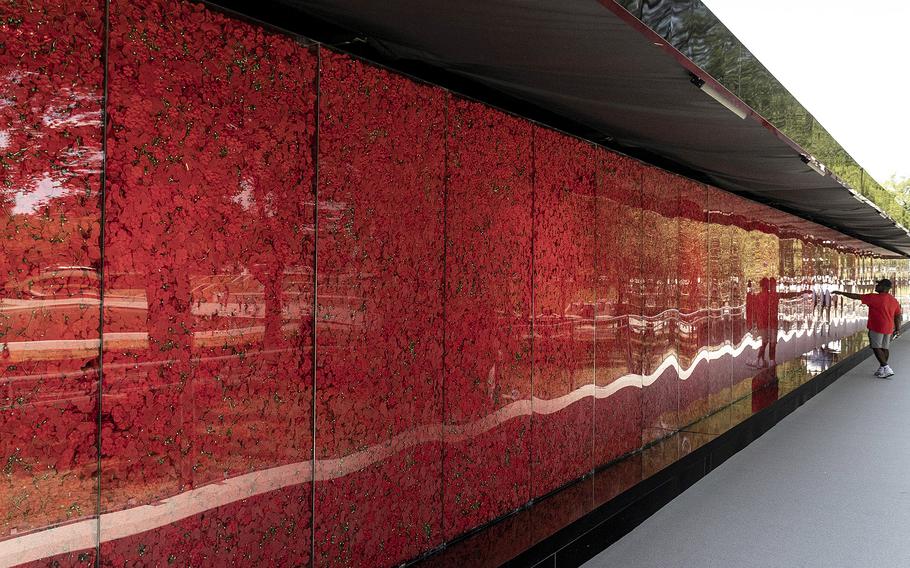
xmin=746 ymin=277 xmax=778 ymax=368
xmin=834 ymin=278 xmax=902 ymax=378
xmin=815 ymin=277 xmax=834 ymax=323
xmin=751 ymin=365 xmax=779 ymax=413
xmin=747 ymin=277 xmax=808 ymax=368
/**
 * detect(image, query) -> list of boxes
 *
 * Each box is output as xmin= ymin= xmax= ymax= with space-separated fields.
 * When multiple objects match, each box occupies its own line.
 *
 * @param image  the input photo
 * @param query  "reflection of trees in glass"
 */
xmin=885 ymin=176 xmax=910 ymax=210
xmin=626 ymin=0 xmax=908 ymax=227
xmin=742 ymin=230 xmax=779 ymax=284
xmin=1 ymin=23 xmax=103 ymax=290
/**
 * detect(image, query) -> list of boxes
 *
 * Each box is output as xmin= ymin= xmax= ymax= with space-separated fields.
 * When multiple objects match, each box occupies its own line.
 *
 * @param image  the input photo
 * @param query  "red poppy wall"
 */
xmin=1 ymin=0 xmax=908 ymax=566
xmin=99 ymin=0 xmax=317 ymax=565
xmin=1 ymin=1 xmax=105 ymax=565
xmin=314 ymin=50 xmax=446 ymax=566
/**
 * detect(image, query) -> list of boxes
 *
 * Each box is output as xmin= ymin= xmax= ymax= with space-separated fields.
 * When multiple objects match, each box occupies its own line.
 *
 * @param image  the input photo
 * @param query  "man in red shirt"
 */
xmin=835 ymin=279 xmax=902 ymax=378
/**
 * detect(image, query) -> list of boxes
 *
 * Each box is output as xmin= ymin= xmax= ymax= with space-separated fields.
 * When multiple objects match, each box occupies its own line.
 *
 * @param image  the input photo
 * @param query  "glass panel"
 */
xmin=727 ymin=197 xmax=751 ymax=401
xmin=0 ymin=0 xmax=104 ymax=565
xmin=3 ymin=0 xmax=909 ymax=563
xmin=706 ymin=187 xmax=735 ymax=416
xmin=532 ymin=128 xmax=597 ymax=496
xmin=594 ymin=152 xmax=643 ymax=465
xmin=639 ymin=169 xmax=679 ymax=444
xmin=444 ymin=97 xmax=533 ymax=540
xmin=776 ymin=233 xmax=805 ymax=372
xmin=101 ymin=1 xmax=316 ymax=563
xmin=314 ymin=51 xmax=446 ymax=566
xmin=642 ymin=430 xmax=679 ymax=478
xmin=677 ymin=180 xmax=709 ymax=427
xmin=737 ymin=200 xmax=780 ymax=401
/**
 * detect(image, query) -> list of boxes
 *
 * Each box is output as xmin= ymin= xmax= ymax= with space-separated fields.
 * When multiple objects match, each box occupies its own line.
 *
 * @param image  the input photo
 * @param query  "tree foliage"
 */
xmin=620 ymin=0 xmax=910 ymax=229
xmin=884 ymin=176 xmax=910 ymax=209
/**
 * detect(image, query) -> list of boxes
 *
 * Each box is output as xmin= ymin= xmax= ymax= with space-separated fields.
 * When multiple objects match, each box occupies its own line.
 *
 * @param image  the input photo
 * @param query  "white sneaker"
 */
xmin=874 ymin=366 xmax=886 ymax=377
xmin=881 ymin=365 xmax=895 ymax=378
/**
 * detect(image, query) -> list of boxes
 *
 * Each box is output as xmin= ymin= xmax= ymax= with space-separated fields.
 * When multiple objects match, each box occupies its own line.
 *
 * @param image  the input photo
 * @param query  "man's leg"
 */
xmin=768 ymin=327 xmax=778 ymax=362
xmin=754 ymin=327 xmax=769 ymax=366
xmin=879 ymin=344 xmax=894 ymax=377
xmin=872 ymin=347 xmax=888 ymax=366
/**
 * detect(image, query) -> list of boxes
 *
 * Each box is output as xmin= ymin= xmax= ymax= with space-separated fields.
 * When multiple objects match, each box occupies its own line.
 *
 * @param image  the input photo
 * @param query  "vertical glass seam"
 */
xmin=674 ymin=182 xmax=680 ymax=433
xmin=528 ymin=126 xmax=536 ymax=501
xmin=591 ymin=149 xmax=599 ymax=488
xmin=705 ymin=188 xmax=713 ymax=416
xmin=635 ymin=167 xmax=645 ymax=455
xmin=310 ymin=43 xmax=321 ymax=568
xmin=96 ymin=0 xmax=112 ymax=564
xmin=440 ymin=91 xmax=449 ymax=544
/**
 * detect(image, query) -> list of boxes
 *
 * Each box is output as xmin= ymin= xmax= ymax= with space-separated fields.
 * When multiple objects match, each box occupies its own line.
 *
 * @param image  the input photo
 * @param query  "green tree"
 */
xmin=884 ymin=176 xmax=910 ymax=211
xmin=624 ymin=1 xmax=910 ymax=230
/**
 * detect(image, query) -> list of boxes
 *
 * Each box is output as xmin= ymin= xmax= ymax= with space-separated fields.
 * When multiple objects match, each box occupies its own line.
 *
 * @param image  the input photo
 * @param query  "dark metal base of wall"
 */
xmin=504 ymin=341 xmax=882 ymax=568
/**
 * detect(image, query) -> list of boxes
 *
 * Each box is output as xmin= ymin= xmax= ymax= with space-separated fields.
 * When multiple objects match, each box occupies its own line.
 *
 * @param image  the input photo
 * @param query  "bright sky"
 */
xmin=702 ymin=0 xmax=910 ymax=184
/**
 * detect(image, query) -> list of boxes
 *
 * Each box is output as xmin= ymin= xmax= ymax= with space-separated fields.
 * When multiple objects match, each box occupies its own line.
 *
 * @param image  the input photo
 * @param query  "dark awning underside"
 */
xmin=249 ymin=0 xmax=910 ymax=256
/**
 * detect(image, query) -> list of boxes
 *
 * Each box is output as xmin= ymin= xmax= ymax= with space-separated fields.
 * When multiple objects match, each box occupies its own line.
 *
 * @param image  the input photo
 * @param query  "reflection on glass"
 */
xmin=595 ymin=153 xmax=644 ymax=465
xmin=624 ymin=0 xmax=908 ymax=226
xmin=2 ymin=0 xmax=910 ymax=566
xmin=639 ymin=170 xmax=680 ymax=444
xmin=443 ymin=97 xmax=534 ymax=541
xmin=98 ymin=1 xmax=317 ymax=564
xmin=532 ymin=127 xmax=597 ymax=496
xmin=1 ymin=2 xmax=104 ymax=565
xmin=314 ymin=51 xmax=446 ymax=565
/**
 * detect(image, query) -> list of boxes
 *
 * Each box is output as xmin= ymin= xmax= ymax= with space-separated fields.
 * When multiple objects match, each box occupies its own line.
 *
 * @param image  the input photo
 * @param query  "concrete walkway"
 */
xmin=584 ymin=337 xmax=910 ymax=568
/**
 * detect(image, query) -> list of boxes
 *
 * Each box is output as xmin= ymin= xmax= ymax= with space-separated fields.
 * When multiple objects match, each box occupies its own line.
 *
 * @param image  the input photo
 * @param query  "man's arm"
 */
xmin=894 ymin=312 xmax=902 ymax=338
xmin=833 ymin=290 xmax=863 ymax=301
xmin=779 ymin=290 xmax=813 ymax=299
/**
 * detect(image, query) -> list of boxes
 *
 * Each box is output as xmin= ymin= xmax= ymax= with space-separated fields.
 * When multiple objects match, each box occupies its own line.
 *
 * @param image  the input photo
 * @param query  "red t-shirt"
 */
xmin=861 ymin=293 xmax=902 ymax=334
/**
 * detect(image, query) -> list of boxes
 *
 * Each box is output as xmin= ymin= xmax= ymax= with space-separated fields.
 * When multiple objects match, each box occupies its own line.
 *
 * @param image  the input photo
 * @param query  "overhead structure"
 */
xmin=228 ymin=0 xmax=910 ymax=256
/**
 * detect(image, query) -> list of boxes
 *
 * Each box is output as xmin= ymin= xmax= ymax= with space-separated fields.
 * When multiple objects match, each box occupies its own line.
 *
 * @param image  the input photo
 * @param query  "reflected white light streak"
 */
xmin=0 ymin=317 xmax=865 ymax=566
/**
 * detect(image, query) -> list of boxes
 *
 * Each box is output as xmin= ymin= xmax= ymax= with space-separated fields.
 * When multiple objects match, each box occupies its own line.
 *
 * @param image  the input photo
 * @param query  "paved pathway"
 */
xmin=584 ymin=337 xmax=910 ymax=568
